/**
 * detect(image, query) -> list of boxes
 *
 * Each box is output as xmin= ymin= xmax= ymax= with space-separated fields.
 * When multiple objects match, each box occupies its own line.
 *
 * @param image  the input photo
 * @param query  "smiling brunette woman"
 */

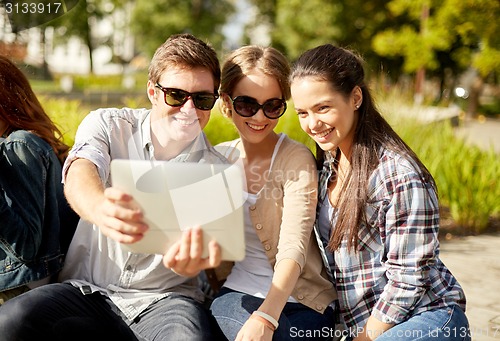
xmin=290 ymin=44 xmax=470 ymax=341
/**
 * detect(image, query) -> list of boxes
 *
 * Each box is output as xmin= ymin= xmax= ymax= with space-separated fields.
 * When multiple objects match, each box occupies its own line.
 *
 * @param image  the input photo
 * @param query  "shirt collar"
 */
xmin=171 ymin=132 xmax=211 ymax=163
xmin=141 ymin=112 xmax=154 ymax=158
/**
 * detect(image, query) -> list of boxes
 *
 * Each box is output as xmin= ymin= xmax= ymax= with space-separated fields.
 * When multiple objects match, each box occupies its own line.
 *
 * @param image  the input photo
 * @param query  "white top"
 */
xmin=222 ymin=134 xmax=297 ymax=302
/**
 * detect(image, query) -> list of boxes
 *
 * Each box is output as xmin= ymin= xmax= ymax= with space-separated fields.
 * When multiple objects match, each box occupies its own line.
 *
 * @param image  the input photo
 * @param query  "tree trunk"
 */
xmin=466 ymin=75 xmax=484 ymax=120
xmin=414 ymin=3 xmax=429 ymax=105
xmin=82 ymin=0 xmax=94 ymax=74
xmin=40 ymin=28 xmax=51 ymax=80
xmin=414 ymin=67 xmax=425 ymax=105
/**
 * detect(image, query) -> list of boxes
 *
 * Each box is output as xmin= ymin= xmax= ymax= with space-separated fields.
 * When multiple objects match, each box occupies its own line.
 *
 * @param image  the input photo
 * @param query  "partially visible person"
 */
xmin=290 ymin=44 xmax=470 ymax=341
xmin=0 ymin=34 xmax=225 ymax=340
xmin=209 ymin=45 xmax=338 ymax=341
xmin=0 ymin=55 xmax=77 ymax=305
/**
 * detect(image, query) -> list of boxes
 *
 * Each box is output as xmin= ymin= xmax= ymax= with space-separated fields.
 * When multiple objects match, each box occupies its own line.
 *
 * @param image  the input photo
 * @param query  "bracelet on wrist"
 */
xmin=250 ymin=313 xmax=275 ymax=331
xmin=252 ymin=310 xmax=279 ymax=330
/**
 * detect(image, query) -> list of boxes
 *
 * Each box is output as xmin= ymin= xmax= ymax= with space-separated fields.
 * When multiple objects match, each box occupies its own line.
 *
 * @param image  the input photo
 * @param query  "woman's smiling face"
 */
xmin=227 ymin=69 xmax=282 ymax=145
xmin=291 ymin=77 xmax=360 ymax=154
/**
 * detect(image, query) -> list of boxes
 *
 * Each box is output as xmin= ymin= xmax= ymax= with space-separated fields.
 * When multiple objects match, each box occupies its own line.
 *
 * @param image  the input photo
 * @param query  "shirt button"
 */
xmin=338 ymin=279 xmax=343 ymax=283
xmin=264 ymin=244 xmax=271 ymax=251
xmin=316 ymin=305 xmax=323 ymax=311
xmin=249 ymin=205 xmax=256 ymax=211
xmin=297 ymin=294 xmax=304 ymax=300
xmin=255 ymin=224 xmax=263 ymax=230
xmin=126 ymin=265 xmax=132 ymax=271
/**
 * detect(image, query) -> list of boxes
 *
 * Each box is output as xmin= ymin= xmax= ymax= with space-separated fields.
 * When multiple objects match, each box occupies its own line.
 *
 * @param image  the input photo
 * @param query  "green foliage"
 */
xmin=70 ymin=74 xmax=123 ymax=90
xmin=130 ymin=0 xmax=235 ymax=58
xmin=473 ymin=44 xmax=500 ymax=77
xmin=424 ymin=124 xmax=497 ymax=233
xmin=204 ymin=109 xmax=239 ymax=146
xmin=39 ymin=96 xmax=89 ymax=147
xmin=373 ymin=26 xmax=429 ymax=73
xmin=373 ymin=1 xmax=452 ymax=73
xmin=273 ymin=0 xmax=342 ymax=60
xmin=30 ymin=79 xmax=63 ymax=92
xmin=437 ymin=0 xmax=500 ymax=78
xmin=251 ymin=0 xmax=392 ymax=68
xmin=275 ymin=106 xmax=315 ymax=151
xmin=47 ymin=72 xmax=148 ymax=92
xmin=5 ymin=0 xmax=80 ymax=32
xmin=383 ymin=105 xmax=499 ymax=234
xmin=47 ymin=0 xmax=115 ymax=73
xmin=374 ymin=0 xmax=500 ymax=78
xmin=122 ymin=95 xmax=150 ymax=109
xmin=479 ymin=98 xmax=500 ymax=118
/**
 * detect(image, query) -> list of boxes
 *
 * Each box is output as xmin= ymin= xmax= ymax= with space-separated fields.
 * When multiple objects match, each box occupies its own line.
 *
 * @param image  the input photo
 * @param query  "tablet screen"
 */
xmin=110 ymin=159 xmax=246 ymax=261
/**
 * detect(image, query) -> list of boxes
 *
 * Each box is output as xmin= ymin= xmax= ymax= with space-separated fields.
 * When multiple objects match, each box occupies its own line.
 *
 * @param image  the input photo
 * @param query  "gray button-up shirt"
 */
xmin=59 ymin=108 xmax=226 ymax=321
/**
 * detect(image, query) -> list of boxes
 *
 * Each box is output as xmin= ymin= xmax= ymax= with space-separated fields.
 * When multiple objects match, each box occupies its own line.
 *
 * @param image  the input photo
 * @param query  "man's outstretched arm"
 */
xmin=64 ymin=158 xmax=148 ymax=243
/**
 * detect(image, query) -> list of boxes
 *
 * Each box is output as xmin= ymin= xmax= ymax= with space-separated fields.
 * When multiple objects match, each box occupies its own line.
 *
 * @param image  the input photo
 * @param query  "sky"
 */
xmin=221 ymin=0 xmax=253 ymax=48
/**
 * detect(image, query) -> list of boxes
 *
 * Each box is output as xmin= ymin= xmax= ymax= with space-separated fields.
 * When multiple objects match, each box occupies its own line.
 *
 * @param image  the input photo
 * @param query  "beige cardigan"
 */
xmin=208 ymin=135 xmax=337 ymax=313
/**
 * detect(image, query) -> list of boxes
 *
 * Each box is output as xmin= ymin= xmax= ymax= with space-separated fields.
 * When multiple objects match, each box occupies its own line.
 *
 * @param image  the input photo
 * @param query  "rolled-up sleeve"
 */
xmin=62 ymin=110 xmax=114 ymax=184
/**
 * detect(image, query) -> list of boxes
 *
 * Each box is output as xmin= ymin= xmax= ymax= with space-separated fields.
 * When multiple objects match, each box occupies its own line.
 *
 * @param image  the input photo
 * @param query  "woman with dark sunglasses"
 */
xmin=209 ymin=46 xmax=338 ymax=341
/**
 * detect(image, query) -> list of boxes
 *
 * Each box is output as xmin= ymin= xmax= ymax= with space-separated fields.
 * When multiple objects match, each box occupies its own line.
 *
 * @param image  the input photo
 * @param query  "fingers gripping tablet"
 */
xmin=110 ymin=159 xmax=246 ymax=261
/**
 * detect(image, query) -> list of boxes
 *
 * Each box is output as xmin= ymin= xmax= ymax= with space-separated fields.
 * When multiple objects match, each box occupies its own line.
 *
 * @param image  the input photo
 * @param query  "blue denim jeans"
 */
xmin=345 ymin=305 xmax=471 ymax=341
xmin=210 ymin=287 xmax=336 ymax=341
xmin=0 ymin=283 xmax=214 ymax=340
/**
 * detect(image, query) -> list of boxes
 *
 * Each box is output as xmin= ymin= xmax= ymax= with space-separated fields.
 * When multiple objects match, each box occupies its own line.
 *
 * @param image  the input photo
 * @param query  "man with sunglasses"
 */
xmin=0 ymin=33 xmax=225 ymax=341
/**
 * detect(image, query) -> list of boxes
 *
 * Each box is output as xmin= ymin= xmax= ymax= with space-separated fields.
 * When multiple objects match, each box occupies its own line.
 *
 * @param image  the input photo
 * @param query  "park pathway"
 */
xmin=440 ymin=234 xmax=500 ymax=340
xmin=439 ymin=116 xmax=500 ymax=340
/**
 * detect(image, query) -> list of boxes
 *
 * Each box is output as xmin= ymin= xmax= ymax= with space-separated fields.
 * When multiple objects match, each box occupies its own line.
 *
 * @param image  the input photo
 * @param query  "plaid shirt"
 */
xmin=315 ymin=147 xmax=466 ymax=332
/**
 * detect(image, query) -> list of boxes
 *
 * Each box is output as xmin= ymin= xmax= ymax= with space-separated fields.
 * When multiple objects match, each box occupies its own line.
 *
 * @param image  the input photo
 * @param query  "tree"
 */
xmin=328 ymin=0 xmax=399 ymax=74
xmin=1 ymin=0 xmax=81 ymax=78
xmin=249 ymin=0 xmax=401 ymax=78
xmin=2 ymin=0 xmax=80 ymax=33
xmin=372 ymin=0 xmax=452 ymax=103
xmin=436 ymin=0 xmax=500 ymax=117
xmin=373 ymin=0 xmax=499 ymax=113
xmin=130 ymin=0 xmax=235 ymax=59
xmin=238 ymin=0 xmax=276 ymax=46
xmin=273 ymin=0 xmax=343 ymax=60
xmin=48 ymin=0 xmax=118 ymax=74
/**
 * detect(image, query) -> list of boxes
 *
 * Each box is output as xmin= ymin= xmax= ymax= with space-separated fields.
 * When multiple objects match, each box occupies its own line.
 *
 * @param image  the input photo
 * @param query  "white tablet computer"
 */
xmin=110 ymin=159 xmax=245 ymax=261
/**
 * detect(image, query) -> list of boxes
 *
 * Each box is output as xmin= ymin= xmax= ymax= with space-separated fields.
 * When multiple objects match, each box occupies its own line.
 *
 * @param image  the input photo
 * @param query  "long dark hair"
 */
xmin=0 ymin=56 xmax=69 ymax=163
xmin=291 ymin=44 xmax=436 ymax=251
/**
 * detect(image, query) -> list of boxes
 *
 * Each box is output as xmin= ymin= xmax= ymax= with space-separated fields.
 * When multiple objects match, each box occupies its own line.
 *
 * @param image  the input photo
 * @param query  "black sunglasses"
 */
xmin=155 ymin=83 xmax=219 ymax=110
xmin=230 ymin=96 xmax=287 ymax=119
